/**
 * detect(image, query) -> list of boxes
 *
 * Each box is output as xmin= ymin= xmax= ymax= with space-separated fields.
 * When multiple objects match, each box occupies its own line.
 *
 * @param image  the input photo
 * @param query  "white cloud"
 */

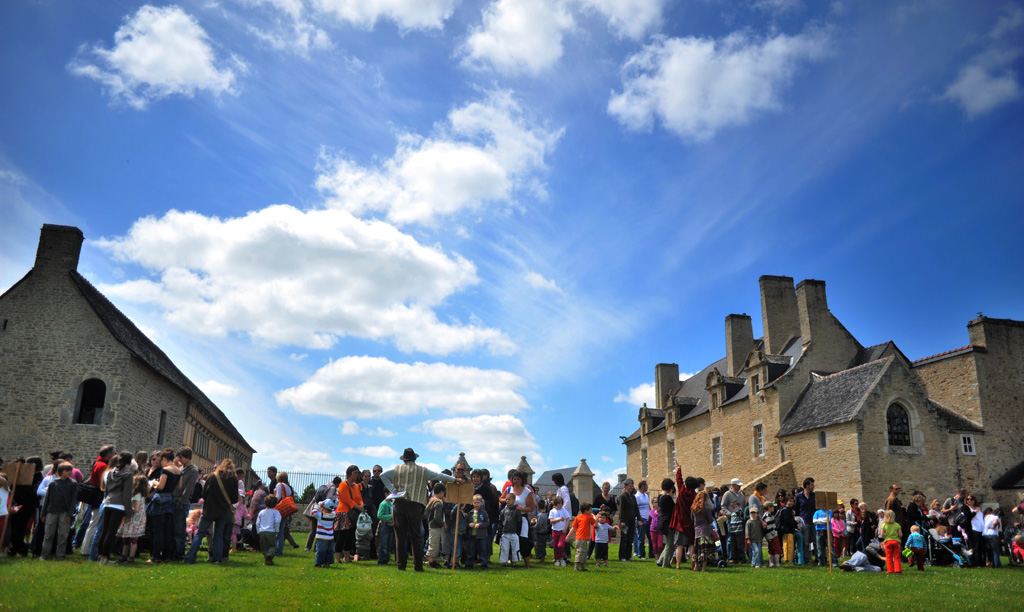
xmin=614 ymin=382 xmax=654 ymax=407
xmin=600 ymin=455 xmax=615 ymax=463
xmin=341 ymin=445 xmax=399 ymax=458
xmin=576 ymin=0 xmax=667 ymax=40
xmin=608 ymin=29 xmax=831 ymax=141
xmin=462 ymin=0 xmax=574 ymax=75
xmin=248 ymin=438 xmax=348 ymax=473
xmin=312 ymin=0 xmax=458 ymax=30
xmin=274 ymin=356 xmax=530 ymax=419
xmin=289 ymin=353 xmax=308 ymax=361
xmin=317 ymin=91 xmax=561 ymax=225
xmin=197 ymin=379 xmax=241 ymax=397
xmin=340 ymin=421 xmax=397 ymax=437
xmin=523 ymin=271 xmax=563 ymax=295
xmin=591 ymin=465 xmax=626 ymax=488
xmin=68 ymin=5 xmax=241 ymax=109
xmin=614 ymin=372 xmax=694 ymax=407
xmin=418 ymin=414 xmax=542 ymax=472
xmin=940 ymin=5 xmax=1022 ymax=118
xmin=96 ymin=206 xmax=515 ymax=355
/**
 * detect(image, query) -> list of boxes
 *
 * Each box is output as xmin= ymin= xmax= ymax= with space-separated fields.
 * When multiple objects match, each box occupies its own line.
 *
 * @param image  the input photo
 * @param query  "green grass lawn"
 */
xmin=0 ymin=549 xmax=1019 ymax=611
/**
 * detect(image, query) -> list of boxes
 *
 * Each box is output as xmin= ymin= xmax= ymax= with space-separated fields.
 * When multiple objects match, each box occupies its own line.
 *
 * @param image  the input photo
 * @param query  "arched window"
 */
xmin=886 ymin=403 xmax=911 ymax=446
xmin=75 ymin=379 xmax=106 ymax=425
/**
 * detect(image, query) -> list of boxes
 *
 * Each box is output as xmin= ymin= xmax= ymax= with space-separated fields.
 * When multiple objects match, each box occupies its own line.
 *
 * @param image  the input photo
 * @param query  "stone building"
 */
xmin=0 ymin=224 xmax=254 ymax=474
xmin=623 ymin=275 xmax=1023 ymax=509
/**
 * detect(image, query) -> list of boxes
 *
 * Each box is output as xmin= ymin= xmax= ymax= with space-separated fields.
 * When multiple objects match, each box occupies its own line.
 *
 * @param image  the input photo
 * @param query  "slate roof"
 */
xmin=777 ymin=357 xmax=891 ymax=437
xmin=70 ymin=272 xmax=255 ymax=453
xmin=927 ymin=400 xmax=983 ymax=433
xmin=992 ymin=458 xmax=1024 ymax=489
xmin=623 ymin=427 xmax=641 ymax=443
xmin=852 ymin=342 xmax=892 ymax=367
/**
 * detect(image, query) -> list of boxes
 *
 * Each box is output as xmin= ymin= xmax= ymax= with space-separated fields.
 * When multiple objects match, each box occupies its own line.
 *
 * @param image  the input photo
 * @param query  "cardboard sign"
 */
xmin=818 ymin=491 xmax=839 ymax=512
xmin=445 ymin=481 xmax=475 ymax=505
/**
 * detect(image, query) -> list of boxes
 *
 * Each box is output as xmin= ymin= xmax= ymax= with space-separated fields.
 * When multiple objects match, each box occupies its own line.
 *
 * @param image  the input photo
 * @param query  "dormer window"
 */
xmin=751 ymin=374 xmax=760 ymax=393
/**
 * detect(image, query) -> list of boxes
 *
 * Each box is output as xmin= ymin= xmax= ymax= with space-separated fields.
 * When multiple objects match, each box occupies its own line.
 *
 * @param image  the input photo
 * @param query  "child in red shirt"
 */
xmin=567 ymin=502 xmax=596 ymax=572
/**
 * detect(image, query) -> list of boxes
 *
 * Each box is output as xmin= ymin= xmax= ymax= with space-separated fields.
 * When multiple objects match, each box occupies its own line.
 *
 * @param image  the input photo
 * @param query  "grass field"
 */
xmin=0 ymin=549 xmax=1019 ymax=611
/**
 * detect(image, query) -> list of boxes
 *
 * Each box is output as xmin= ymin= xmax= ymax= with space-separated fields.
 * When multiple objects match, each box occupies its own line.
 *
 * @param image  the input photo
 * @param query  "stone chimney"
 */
xmin=34 ymin=224 xmax=84 ymax=274
xmin=725 ymin=313 xmax=754 ymax=376
xmin=655 ymin=363 xmax=679 ymax=410
xmin=759 ymin=275 xmax=800 ymax=354
xmin=796 ymin=279 xmax=829 ymax=346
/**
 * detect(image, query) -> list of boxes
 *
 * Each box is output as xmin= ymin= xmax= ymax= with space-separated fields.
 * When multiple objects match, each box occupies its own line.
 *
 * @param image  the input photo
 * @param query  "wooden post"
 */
xmin=451 ymin=511 xmax=460 ymax=569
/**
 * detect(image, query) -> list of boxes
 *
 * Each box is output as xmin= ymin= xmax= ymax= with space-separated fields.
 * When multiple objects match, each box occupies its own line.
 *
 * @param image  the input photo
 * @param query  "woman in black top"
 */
xmin=147 ymin=448 xmax=180 ymax=562
xmin=656 ymin=478 xmax=676 ymax=567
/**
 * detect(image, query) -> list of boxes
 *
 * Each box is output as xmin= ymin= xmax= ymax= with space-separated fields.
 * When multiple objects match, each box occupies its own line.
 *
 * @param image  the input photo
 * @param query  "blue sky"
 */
xmin=2 ymin=0 xmax=1022 ymax=482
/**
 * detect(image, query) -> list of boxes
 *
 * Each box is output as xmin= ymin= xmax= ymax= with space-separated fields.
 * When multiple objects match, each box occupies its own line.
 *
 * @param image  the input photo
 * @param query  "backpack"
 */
xmin=355 ymin=511 xmax=373 ymax=536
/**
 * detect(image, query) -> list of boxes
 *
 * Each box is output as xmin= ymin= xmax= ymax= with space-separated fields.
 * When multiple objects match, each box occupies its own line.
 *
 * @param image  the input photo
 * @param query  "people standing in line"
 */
xmin=508 ymin=471 xmax=537 ymax=568
xmin=617 ymin=478 xmax=639 ymax=562
xmin=795 ymin=477 xmax=817 ymax=565
xmin=590 ymin=480 xmax=616 ymax=559
xmin=884 ymin=484 xmax=908 ymax=544
xmin=670 ymin=462 xmax=697 ymax=570
xmin=690 ymin=489 xmax=717 ymax=571
xmin=634 ymin=480 xmax=653 ymax=559
xmin=173 ymin=447 xmax=199 ymax=560
xmin=463 ymin=494 xmax=491 ymax=569
xmin=312 ymin=497 xmax=337 ymax=568
xmin=273 ymin=472 xmax=298 ymax=556
xmin=656 ymin=478 xmax=677 ymax=568
xmin=567 ymin=502 xmax=596 ymax=572
xmin=746 ymin=507 xmax=766 ymax=568
xmin=148 ymin=449 xmax=180 ymax=563
xmin=778 ymin=495 xmax=797 ymax=565
xmin=380 ymin=448 xmax=459 ymax=571
xmin=95 ymin=452 xmax=133 ymax=565
xmin=116 ymin=475 xmax=149 ymax=563
xmin=376 ymin=493 xmax=395 ymax=565
xmin=184 ymin=458 xmax=239 ymax=565
xmin=39 ymin=462 xmax=78 ymax=561
xmin=982 ymin=508 xmax=1002 ymax=568
xmin=335 ymin=465 xmax=364 ymax=563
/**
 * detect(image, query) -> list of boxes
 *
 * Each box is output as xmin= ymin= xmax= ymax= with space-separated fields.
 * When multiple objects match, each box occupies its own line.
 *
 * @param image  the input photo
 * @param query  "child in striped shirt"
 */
xmin=312 ymin=498 xmax=337 ymax=568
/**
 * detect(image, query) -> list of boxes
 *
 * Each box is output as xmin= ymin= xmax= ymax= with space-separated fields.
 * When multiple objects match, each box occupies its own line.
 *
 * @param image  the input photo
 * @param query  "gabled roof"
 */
xmin=534 ymin=467 xmax=576 ymax=487
xmin=70 ymin=272 xmax=255 ymax=453
xmin=777 ymin=358 xmax=891 ymax=437
xmin=623 ymin=427 xmax=641 ymax=443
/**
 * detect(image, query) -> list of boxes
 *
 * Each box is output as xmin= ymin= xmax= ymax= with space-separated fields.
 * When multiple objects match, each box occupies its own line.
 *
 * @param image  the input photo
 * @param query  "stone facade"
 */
xmin=624 ymin=276 xmax=1022 ymax=510
xmin=0 ymin=225 xmax=254 ymax=473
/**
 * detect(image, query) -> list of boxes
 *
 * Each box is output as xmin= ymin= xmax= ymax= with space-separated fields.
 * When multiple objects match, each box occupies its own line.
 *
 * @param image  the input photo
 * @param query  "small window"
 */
xmin=710 ymin=394 xmax=718 ymax=410
xmin=780 ymin=443 xmax=787 ymax=462
xmin=720 ymin=389 xmax=727 ymax=405
xmin=667 ymin=440 xmax=676 ymax=473
xmin=818 ymin=430 xmax=828 ymax=449
xmin=751 ymin=374 xmax=760 ymax=393
xmin=157 ymin=410 xmax=167 ymax=445
xmin=886 ymin=404 xmax=911 ymax=447
xmin=754 ymin=425 xmax=764 ymax=457
xmin=75 ymin=379 xmax=106 ymax=425
xmin=711 ymin=437 xmax=722 ymax=466
xmin=961 ymin=434 xmax=976 ymax=456
xmin=641 ymin=448 xmax=649 ymax=478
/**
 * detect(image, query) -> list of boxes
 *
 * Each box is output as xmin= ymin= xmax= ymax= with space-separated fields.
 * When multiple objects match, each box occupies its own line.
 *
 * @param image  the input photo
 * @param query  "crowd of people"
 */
xmin=2 ymin=446 xmax=1023 ymax=576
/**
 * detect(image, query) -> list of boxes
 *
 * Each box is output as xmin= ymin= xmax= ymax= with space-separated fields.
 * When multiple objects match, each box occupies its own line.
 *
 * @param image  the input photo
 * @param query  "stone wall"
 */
xmin=0 ymin=263 xmax=132 ymax=464
xmin=913 ymin=352 xmax=982 ymax=424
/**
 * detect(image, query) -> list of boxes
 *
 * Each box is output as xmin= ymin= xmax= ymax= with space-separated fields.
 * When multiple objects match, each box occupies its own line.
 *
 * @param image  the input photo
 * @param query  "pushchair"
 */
xmin=932 ymin=535 xmax=970 ymax=568
xmin=1004 ymin=526 xmax=1021 ymax=567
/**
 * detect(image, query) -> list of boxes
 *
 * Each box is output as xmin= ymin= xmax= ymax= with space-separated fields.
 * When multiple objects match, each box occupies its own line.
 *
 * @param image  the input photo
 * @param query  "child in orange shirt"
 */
xmin=567 ymin=502 xmax=596 ymax=572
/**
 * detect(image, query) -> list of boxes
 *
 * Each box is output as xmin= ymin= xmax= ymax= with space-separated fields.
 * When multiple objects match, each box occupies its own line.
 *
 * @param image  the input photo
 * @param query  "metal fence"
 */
xmin=250 ymin=469 xmax=336 ymax=503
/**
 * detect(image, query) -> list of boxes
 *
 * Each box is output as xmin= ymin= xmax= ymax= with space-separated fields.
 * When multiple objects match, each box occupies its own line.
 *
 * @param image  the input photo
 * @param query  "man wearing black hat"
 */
xmin=380 ymin=448 xmax=461 ymax=571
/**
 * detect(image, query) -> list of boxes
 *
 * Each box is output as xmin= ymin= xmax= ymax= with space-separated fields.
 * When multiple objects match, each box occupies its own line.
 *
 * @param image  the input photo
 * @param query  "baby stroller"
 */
xmin=711 ymin=537 xmax=728 ymax=569
xmin=935 ymin=536 xmax=970 ymax=568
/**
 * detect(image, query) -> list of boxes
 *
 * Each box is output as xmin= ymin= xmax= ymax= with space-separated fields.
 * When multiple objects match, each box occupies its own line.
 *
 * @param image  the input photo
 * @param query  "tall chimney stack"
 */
xmin=759 ymin=275 xmax=800 ymax=354
xmin=34 ymin=224 xmax=84 ymax=274
xmin=725 ymin=314 xmax=754 ymax=377
xmin=655 ymin=363 xmax=679 ymax=411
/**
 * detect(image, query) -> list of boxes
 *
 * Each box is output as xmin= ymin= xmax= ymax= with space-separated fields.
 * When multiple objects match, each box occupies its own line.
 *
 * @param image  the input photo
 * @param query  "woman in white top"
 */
xmin=551 ymin=472 xmax=572 ymax=518
xmin=635 ymin=480 xmax=652 ymax=559
xmin=509 ymin=471 xmax=536 ymax=568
